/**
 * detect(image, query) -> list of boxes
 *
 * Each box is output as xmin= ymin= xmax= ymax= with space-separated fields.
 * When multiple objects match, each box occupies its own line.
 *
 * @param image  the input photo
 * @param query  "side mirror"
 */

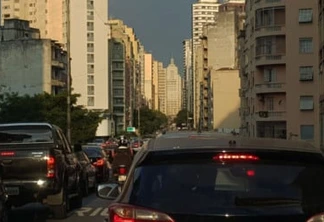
xmin=97 ymin=183 xmax=120 ymax=200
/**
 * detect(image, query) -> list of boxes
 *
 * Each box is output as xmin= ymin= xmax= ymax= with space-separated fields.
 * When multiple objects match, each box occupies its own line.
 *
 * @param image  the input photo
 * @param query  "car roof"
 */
xmin=0 ymin=122 xmax=54 ymax=128
xmin=148 ymin=132 xmax=319 ymax=154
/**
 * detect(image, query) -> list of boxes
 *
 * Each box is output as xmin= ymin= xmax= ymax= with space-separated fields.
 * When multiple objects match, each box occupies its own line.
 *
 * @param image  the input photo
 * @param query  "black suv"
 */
xmin=97 ymin=133 xmax=324 ymax=222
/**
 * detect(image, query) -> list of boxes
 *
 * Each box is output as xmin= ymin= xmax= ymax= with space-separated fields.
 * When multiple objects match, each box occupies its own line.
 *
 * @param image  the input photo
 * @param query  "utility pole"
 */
xmin=66 ymin=0 xmax=72 ymax=143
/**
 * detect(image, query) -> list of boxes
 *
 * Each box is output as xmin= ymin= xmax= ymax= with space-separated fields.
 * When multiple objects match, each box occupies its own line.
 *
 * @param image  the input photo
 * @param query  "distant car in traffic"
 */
xmin=96 ymin=133 xmax=324 ymax=222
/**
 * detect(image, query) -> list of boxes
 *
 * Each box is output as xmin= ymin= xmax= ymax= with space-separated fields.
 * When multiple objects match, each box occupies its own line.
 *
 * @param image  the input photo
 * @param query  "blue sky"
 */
xmin=109 ymin=0 xmax=196 ymax=73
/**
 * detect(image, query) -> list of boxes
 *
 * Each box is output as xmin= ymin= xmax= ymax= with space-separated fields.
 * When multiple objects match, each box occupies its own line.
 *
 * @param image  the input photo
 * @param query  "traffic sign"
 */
xmin=127 ymin=127 xmax=136 ymax=132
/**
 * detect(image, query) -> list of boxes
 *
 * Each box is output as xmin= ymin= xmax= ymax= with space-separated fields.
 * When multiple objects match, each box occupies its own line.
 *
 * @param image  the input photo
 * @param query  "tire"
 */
xmin=82 ymin=177 xmax=89 ymax=197
xmin=0 ymin=205 xmax=9 ymax=222
xmin=51 ymin=187 xmax=69 ymax=220
xmin=71 ymin=184 xmax=83 ymax=210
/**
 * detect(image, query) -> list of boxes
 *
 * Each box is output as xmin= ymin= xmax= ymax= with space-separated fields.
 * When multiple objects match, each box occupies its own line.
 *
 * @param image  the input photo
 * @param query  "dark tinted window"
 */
xmin=129 ymin=162 xmax=324 ymax=215
xmin=0 ymin=125 xmax=53 ymax=144
xmin=83 ymin=147 xmax=104 ymax=157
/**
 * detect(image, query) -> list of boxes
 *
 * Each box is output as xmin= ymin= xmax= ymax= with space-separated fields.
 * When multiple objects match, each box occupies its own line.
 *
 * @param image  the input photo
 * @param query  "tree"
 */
xmin=0 ymin=92 xmax=103 ymax=144
xmin=134 ymin=106 xmax=168 ymax=135
xmin=174 ymin=109 xmax=192 ymax=127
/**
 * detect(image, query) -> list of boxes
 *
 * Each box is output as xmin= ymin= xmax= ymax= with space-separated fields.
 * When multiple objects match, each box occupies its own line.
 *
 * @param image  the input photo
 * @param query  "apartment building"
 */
xmin=319 ymin=0 xmax=324 ymax=148
xmin=240 ymin=0 xmax=319 ymax=147
xmin=144 ymin=53 xmax=153 ymax=108
xmin=0 ymin=19 xmax=67 ymax=96
xmin=158 ymin=62 xmax=167 ymax=114
xmin=152 ymin=60 xmax=159 ymax=110
xmin=183 ymin=39 xmax=193 ymax=114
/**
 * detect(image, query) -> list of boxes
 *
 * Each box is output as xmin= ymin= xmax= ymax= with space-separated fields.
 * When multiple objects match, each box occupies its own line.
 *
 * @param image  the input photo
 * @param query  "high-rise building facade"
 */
xmin=166 ymin=58 xmax=182 ymax=117
xmin=183 ymin=39 xmax=193 ymax=114
xmin=319 ymin=0 xmax=324 ymax=148
xmin=240 ymin=0 xmax=320 ymax=147
xmin=1 ymin=0 xmax=109 ymax=137
xmin=144 ymin=53 xmax=153 ymax=108
xmin=157 ymin=62 xmax=167 ymax=114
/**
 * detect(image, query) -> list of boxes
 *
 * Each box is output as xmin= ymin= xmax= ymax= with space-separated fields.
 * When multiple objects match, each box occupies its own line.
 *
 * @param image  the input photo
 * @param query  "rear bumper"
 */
xmin=3 ymin=179 xmax=58 ymax=207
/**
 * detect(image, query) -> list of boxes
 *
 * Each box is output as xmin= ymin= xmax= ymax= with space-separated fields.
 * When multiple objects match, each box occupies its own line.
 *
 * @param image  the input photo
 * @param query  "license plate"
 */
xmin=118 ymin=175 xmax=127 ymax=182
xmin=5 ymin=187 xmax=19 ymax=195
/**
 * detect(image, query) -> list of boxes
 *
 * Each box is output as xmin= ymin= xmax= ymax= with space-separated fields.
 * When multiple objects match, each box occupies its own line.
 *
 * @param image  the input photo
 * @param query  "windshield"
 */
xmin=129 ymin=162 xmax=324 ymax=215
xmin=0 ymin=125 xmax=53 ymax=144
xmin=83 ymin=147 xmax=104 ymax=157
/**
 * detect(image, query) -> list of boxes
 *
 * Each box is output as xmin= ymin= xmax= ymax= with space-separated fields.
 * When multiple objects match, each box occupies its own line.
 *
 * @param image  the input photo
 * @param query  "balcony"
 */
xmin=254 ymin=110 xmax=286 ymax=121
xmin=51 ymin=79 xmax=66 ymax=87
xmin=255 ymin=25 xmax=285 ymax=38
xmin=52 ymin=60 xmax=64 ymax=69
xmin=255 ymin=54 xmax=285 ymax=66
xmin=255 ymin=82 xmax=286 ymax=94
xmin=254 ymin=0 xmax=284 ymax=9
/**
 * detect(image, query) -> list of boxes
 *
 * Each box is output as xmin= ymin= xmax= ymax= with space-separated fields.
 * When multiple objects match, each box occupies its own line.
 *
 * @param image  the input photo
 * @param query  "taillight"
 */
xmin=0 ymin=151 xmax=15 ymax=157
xmin=46 ymin=156 xmax=55 ymax=178
xmin=213 ymin=154 xmax=259 ymax=161
xmin=94 ymin=158 xmax=105 ymax=166
xmin=307 ymin=213 xmax=324 ymax=222
xmin=119 ymin=167 xmax=127 ymax=175
xmin=246 ymin=170 xmax=255 ymax=177
xmin=109 ymin=204 xmax=174 ymax=222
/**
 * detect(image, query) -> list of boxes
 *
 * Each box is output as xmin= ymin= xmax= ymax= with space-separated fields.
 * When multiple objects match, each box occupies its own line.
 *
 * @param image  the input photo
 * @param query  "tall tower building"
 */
xmin=183 ymin=39 xmax=193 ymax=113
xmin=166 ymin=58 xmax=182 ymax=117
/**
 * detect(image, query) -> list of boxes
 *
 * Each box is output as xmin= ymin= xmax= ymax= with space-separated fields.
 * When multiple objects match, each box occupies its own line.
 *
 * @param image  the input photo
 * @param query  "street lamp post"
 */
xmin=66 ymin=0 xmax=72 ymax=143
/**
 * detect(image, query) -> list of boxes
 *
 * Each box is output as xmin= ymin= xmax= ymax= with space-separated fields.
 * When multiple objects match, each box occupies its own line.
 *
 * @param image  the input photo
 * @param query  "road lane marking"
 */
xmin=90 ymin=207 xmax=103 ymax=216
xmin=100 ymin=208 xmax=109 ymax=216
xmin=75 ymin=207 xmax=92 ymax=216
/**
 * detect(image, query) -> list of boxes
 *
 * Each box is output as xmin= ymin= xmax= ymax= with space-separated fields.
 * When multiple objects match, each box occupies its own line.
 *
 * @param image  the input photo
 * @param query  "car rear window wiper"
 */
xmin=235 ymin=197 xmax=301 ymax=206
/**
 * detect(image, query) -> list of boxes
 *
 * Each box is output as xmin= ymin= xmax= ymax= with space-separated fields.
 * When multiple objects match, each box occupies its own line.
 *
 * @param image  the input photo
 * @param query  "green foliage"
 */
xmin=133 ymin=107 xmax=168 ymax=135
xmin=174 ymin=109 xmax=193 ymax=127
xmin=0 ymin=92 xmax=103 ymax=144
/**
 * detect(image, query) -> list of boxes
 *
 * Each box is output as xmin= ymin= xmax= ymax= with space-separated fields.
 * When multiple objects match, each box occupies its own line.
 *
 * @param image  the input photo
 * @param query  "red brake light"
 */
xmin=94 ymin=159 xmax=105 ymax=166
xmin=119 ymin=167 xmax=127 ymax=175
xmin=109 ymin=204 xmax=174 ymax=222
xmin=246 ymin=170 xmax=255 ymax=177
xmin=46 ymin=156 xmax=55 ymax=178
xmin=307 ymin=213 xmax=324 ymax=222
xmin=0 ymin=151 xmax=15 ymax=156
xmin=213 ymin=154 xmax=259 ymax=161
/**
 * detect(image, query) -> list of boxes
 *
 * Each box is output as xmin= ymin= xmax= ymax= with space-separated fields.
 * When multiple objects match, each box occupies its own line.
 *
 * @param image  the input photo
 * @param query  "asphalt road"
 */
xmin=8 ymin=191 xmax=112 ymax=222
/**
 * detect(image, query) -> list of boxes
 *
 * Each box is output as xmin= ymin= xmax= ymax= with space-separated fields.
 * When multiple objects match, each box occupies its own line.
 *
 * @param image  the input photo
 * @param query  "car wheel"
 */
xmin=82 ymin=177 xmax=89 ymax=197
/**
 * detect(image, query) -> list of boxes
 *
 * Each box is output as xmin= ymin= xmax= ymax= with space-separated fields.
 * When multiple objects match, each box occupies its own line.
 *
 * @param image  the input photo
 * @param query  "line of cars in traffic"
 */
xmin=0 ymin=122 xmax=130 ymax=220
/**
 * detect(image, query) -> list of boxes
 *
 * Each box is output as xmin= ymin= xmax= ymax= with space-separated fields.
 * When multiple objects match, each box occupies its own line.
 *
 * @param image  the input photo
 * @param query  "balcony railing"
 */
xmin=255 ymin=25 xmax=285 ymax=38
xmin=254 ymin=110 xmax=286 ymax=121
xmin=52 ymin=60 xmax=64 ymax=69
xmin=255 ymin=54 xmax=286 ymax=66
xmin=255 ymin=82 xmax=286 ymax=94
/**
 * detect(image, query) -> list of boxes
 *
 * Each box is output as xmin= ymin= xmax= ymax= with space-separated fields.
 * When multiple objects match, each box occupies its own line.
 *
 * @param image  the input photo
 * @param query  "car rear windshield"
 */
xmin=83 ymin=147 xmax=103 ymax=157
xmin=129 ymin=151 xmax=324 ymax=216
xmin=0 ymin=125 xmax=53 ymax=144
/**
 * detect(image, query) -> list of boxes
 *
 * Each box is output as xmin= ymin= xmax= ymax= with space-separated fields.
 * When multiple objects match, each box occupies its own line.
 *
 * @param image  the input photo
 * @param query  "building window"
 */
xmin=299 ymin=66 xmax=313 ymax=81
xmin=87 ymin=75 xmax=94 ymax=84
xmin=87 ymin=54 xmax=94 ymax=63
xmin=300 ymin=125 xmax=314 ymax=140
xmin=87 ymin=43 xmax=94 ymax=52
xmin=87 ymin=64 xmax=94 ymax=73
xmin=87 ymin=32 xmax=94 ymax=41
xmin=299 ymin=9 xmax=313 ymax=23
xmin=87 ymin=22 xmax=94 ymax=31
xmin=300 ymin=96 xmax=314 ymax=110
xmin=263 ymin=68 xmax=276 ymax=82
xmin=299 ymin=38 xmax=313 ymax=53
xmin=266 ymin=97 xmax=274 ymax=110
xmin=87 ymin=86 xmax=94 ymax=95
xmin=87 ymin=97 xmax=94 ymax=106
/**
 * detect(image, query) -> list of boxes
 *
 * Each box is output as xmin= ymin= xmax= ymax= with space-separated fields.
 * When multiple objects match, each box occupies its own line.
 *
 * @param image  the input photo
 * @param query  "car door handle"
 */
xmin=1 ymin=160 xmax=13 ymax=165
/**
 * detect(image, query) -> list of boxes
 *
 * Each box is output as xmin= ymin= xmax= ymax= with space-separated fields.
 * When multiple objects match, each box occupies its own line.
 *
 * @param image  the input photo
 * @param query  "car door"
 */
xmin=56 ymin=129 xmax=78 ymax=190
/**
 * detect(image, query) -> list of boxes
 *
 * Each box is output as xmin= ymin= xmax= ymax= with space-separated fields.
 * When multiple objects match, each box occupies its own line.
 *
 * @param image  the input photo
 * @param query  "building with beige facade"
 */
xmin=211 ymin=68 xmax=240 ymax=132
xmin=0 ymin=19 xmax=67 ymax=96
xmin=194 ymin=10 xmax=244 ymax=130
xmin=319 ymin=0 xmax=324 ymax=148
xmin=157 ymin=62 xmax=167 ymax=114
xmin=1 ymin=0 xmax=110 ymax=137
xmin=152 ymin=60 xmax=159 ymax=110
xmin=183 ymin=39 xmax=193 ymax=114
xmin=240 ymin=0 xmax=320 ymax=147
xmin=166 ymin=58 xmax=182 ymax=117
xmin=144 ymin=53 xmax=153 ymax=108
